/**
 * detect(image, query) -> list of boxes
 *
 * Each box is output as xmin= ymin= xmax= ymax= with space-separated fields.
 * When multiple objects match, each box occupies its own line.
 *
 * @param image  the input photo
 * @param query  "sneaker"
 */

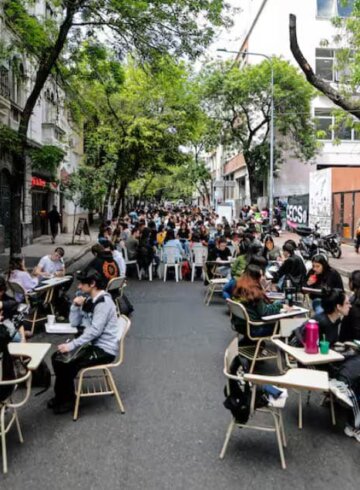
xmin=344 ymin=425 xmax=360 ymax=442
xmin=329 ymin=379 xmax=354 ymax=407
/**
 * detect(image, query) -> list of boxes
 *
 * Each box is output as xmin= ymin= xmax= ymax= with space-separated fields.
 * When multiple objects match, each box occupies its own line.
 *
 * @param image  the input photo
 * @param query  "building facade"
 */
xmin=0 ymin=1 xmax=84 ymax=249
xmin=206 ymin=0 xmax=360 ymax=223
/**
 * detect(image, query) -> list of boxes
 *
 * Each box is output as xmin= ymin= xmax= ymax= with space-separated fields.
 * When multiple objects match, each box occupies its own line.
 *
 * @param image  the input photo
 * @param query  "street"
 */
xmin=2 ymin=253 xmax=360 ymax=489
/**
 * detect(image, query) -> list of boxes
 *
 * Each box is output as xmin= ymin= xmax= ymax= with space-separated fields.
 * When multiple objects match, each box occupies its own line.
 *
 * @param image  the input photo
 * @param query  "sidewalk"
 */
xmin=275 ymin=231 xmax=359 ymax=278
xmin=0 ymin=227 xmax=97 ymax=273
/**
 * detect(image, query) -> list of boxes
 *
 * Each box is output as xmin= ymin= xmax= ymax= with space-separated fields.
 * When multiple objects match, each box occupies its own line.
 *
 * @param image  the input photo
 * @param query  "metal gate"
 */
xmin=332 ymin=190 xmax=360 ymax=239
xmin=0 ymin=169 xmax=11 ymax=247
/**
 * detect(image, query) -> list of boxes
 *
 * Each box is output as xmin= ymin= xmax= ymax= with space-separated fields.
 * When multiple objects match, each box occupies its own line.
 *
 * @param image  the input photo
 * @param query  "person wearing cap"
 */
xmin=85 ymin=243 xmax=120 ymax=288
xmin=49 ymin=269 xmax=120 ymax=414
xmin=101 ymin=240 xmax=126 ymax=278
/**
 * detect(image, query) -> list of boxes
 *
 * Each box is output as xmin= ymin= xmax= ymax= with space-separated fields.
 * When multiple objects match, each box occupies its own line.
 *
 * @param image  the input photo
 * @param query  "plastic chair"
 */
xmin=120 ymin=245 xmax=141 ymax=280
xmin=73 ymin=315 xmax=131 ymax=420
xmin=7 ymin=281 xmax=49 ymax=336
xmin=226 ymin=299 xmax=279 ymax=373
xmin=163 ymin=246 xmax=182 ymax=282
xmin=190 ymin=246 xmax=207 ymax=282
xmin=219 ymin=337 xmax=287 ymax=469
xmin=203 ymin=265 xmax=228 ymax=305
xmin=0 ymin=370 xmax=32 ymax=473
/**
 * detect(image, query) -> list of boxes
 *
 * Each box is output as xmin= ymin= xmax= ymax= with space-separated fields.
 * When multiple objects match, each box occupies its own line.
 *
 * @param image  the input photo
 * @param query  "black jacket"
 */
xmin=306 ymin=268 xmax=343 ymax=296
xmin=339 ymin=295 xmax=360 ymax=341
xmin=87 ymin=252 xmax=120 ymax=287
xmin=273 ymin=254 xmax=306 ymax=286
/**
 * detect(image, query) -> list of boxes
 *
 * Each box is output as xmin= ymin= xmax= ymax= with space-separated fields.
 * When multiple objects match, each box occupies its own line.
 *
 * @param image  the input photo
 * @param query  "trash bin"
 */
xmin=343 ymin=223 xmax=351 ymax=239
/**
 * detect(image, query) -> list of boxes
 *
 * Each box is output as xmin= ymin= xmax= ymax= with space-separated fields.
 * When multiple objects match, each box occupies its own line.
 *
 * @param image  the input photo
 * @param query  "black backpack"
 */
xmin=223 ymin=355 xmax=252 ymax=424
xmin=0 ymin=324 xmax=16 ymax=403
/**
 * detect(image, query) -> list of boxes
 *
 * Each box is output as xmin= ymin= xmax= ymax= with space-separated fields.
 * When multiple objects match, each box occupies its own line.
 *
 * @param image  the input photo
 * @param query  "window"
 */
xmin=315 ymin=48 xmax=352 ymax=82
xmin=315 ymin=108 xmax=332 ymax=139
xmin=0 ymin=67 xmax=10 ymax=98
xmin=317 ymin=0 xmax=354 ymax=18
xmin=315 ymin=108 xmax=359 ymax=140
xmin=317 ymin=0 xmax=334 ymax=18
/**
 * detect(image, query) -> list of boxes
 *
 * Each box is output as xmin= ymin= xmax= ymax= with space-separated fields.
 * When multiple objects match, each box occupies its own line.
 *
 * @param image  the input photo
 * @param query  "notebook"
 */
xmin=45 ymin=323 xmax=78 ymax=334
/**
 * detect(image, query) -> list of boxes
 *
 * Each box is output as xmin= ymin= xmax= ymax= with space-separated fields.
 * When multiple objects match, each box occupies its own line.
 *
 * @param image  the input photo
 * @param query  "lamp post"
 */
xmin=216 ymin=48 xmax=275 ymax=222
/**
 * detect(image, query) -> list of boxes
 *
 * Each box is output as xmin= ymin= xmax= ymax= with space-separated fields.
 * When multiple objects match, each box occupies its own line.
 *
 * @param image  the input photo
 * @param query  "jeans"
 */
xmin=52 ymin=345 xmax=114 ymax=404
xmin=312 ymin=298 xmax=324 ymax=315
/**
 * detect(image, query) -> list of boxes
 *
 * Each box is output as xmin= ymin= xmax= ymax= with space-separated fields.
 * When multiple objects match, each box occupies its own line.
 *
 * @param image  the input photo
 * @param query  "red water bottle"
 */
xmin=304 ymin=320 xmax=319 ymax=354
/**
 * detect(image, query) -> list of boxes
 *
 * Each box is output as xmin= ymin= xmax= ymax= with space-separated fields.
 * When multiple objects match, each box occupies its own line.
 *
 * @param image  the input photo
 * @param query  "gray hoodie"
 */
xmin=67 ymin=292 xmax=120 ymax=357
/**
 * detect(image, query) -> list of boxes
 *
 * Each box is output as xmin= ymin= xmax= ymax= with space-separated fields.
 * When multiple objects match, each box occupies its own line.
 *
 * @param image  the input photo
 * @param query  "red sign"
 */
xmin=31 ymin=177 xmax=46 ymax=188
xmin=31 ymin=177 xmax=58 ymax=189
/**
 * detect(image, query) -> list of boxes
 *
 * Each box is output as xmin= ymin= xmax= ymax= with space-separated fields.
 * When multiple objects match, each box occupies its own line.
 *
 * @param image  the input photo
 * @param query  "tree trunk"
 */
xmin=289 ymin=14 xmax=360 ymax=119
xmin=10 ymin=4 xmax=77 ymax=252
xmin=102 ymin=181 xmax=113 ymax=222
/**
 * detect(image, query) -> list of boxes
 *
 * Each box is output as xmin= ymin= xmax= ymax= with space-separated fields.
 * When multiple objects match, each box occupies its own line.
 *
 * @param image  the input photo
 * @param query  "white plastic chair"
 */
xmin=190 ymin=246 xmax=208 ymax=282
xmin=219 ymin=338 xmax=287 ymax=469
xmin=163 ymin=246 xmax=182 ymax=282
xmin=121 ymin=244 xmax=141 ymax=280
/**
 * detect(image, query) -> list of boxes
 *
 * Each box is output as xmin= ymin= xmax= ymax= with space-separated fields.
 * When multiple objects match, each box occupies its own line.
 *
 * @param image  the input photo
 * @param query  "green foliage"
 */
xmin=200 ymin=57 xmax=318 ymax=198
xmin=61 ymin=164 xmax=110 ymax=211
xmin=0 ymin=125 xmax=21 ymax=153
xmin=29 ymin=145 xmax=65 ymax=176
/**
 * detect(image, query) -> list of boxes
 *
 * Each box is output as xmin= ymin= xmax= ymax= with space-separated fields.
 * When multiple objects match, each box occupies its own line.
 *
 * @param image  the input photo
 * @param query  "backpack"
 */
xmin=223 ymin=355 xmax=252 ymax=424
xmin=0 ymin=324 xmax=16 ymax=403
xmin=181 ymin=260 xmax=191 ymax=281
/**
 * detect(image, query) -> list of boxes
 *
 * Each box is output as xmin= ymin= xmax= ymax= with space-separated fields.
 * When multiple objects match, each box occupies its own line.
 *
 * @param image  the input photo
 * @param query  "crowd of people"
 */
xmin=2 ymin=203 xmax=360 ymax=437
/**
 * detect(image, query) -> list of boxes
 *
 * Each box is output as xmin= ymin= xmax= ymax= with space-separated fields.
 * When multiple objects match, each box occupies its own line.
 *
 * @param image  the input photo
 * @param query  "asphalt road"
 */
xmin=2 ymin=255 xmax=360 ymax=489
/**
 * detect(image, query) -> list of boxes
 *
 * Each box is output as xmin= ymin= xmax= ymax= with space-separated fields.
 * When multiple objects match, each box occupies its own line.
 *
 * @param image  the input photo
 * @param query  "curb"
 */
xmin=64 ymin=244 xmax=93 ymax=270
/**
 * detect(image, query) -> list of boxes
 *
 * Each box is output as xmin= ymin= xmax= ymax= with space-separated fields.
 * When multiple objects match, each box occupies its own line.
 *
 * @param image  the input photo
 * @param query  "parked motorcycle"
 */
xmin=318 ymin=232 xmax=342 ymax=259
xmin=295 ymin=225 xmax=329 ymax=261
xmin=260 ymin=218 xmax=281 ymax=241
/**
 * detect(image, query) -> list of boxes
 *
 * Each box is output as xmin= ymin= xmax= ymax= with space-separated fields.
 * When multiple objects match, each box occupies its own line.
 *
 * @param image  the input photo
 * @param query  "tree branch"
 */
xmin=289 ymin=13 xmax=360 ymax=120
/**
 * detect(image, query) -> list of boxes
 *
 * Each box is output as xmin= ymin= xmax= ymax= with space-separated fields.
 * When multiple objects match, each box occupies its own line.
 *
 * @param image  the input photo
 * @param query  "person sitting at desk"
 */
xmin=262 ymin=235 xmax=281 ymax=263
xmin=86 ymin=244 xmax=120 ymax=289
xmin=306 ymin=254 xmax=343 ymax=314
xmin=231 ymin=265 xmax=291 ymax=343
xmin=8 ymin=255 xmax=38 ymax=301
xmin=0 ymin=276 xmax=23 ymax=342
xmin=49 ymin=269 xmax=120 ymax=414
xmin=101 ymin=240 xmax=126 ymax=278
xmin=271 ymin=242 xmax=306 ymax=291
xmin=163 ymin=229 xmax=183 ymax=262
xmin=33 ymin=247 xmax=65 ymax=280
xmin=340 ymin=270 xmax=360 ymax=342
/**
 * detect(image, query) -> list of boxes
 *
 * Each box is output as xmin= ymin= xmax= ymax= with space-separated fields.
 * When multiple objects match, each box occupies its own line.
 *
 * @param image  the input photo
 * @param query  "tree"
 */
xmin=289 ymin=5 xmax=360 ymax=120
xmin=200 ymin=57 xmax=318 ymax=202
xmin=2 ymin=0 xmax=229 ymax=253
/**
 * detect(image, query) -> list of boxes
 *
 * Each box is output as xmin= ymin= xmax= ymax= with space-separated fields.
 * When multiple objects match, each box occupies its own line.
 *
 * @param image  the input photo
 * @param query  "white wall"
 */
xmin=237 ymin=0 xmax=360 ymax=197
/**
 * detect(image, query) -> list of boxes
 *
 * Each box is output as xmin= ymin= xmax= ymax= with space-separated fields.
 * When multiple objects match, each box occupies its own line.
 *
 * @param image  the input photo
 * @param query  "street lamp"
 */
xmin=216 ymin=48 xmax=275 ymax=222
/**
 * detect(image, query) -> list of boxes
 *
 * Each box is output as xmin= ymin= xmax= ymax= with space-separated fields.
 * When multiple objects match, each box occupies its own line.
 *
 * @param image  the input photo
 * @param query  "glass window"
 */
xmin=315 ymin=117 xmax=332 ymax=139
xmin=335 ymin=123 xmax=352 ymax=139
xmin=316 ymin=58 xmax=334 ymax=80
xmin=317 ymin=0 xmax=334 ymax=17
xmin=337 ymin=0 xmax=354 ymax=17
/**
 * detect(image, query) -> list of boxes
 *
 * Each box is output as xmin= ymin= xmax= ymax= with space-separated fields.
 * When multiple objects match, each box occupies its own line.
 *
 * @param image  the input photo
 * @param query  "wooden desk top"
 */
xmin=8 ymin=342 xmax=51 ymax=370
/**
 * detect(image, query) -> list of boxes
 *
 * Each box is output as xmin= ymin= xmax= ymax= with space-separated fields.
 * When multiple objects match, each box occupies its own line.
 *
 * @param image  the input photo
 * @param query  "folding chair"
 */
xmin=7 ymin=281 xmax=49 ymax=336
xmin=0 ymin=370 xmax=32 ymax=473
xmin=73 ymin=315 xmax=131 ymax=420
xmin=163 ymin=246 xmax=182 ymax=282
xmin=106 ymin=277 xmax=127 ymax=315
xmin=203 ymin=265 xmax=227 ymax=305
xmin=226 ymin=299 xmax=279 ymax=373
xmin=220 ymin=337 xmax=287 ymax=470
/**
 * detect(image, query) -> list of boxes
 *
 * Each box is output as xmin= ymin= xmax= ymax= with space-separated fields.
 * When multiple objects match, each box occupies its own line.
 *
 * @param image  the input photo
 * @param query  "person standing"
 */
xmin=48 ymin=205 xmax=62 ymax=244
xmin=355 ymin=218 xmax=360 ymax=254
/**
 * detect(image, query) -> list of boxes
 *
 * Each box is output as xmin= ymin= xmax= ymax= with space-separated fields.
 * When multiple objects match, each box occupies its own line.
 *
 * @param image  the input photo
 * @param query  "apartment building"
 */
xmin=0 ymin=1 xmax=84 ymax=248
xmin=207 ymin=0 xmax=360 ymax=227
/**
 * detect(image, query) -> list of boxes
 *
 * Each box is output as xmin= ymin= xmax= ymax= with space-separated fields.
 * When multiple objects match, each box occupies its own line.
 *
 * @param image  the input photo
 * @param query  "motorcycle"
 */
xmin=318 ymin=232 xmax=342 ymax=259
xmin=260 ymin=218 xmax=281 ymax=241
xmin=295 ymin=225 xmax=328 ymax=261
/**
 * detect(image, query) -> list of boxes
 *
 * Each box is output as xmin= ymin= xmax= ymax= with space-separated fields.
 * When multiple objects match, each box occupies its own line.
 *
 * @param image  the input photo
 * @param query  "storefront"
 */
xmin=31 ymin=176 xmax=57 ymax=238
